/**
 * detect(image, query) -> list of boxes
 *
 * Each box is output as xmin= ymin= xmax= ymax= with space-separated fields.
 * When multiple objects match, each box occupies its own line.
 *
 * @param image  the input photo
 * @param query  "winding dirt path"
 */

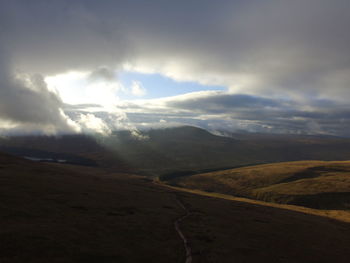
xmin=152 ymin=179 xmax=192 ymax=262
xmin=174 ymin=195 xmax=192 ymax=263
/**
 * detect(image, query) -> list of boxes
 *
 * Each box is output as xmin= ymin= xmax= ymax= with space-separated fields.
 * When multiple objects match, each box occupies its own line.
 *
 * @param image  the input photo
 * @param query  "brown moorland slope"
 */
xmin=163 ymin=160 xmax=350 ymax=209
xmin=3 ymin=126 xmax=350 ymax=176
xmin=0 ymin=135 xmax=132 ymax=172
xmin=1 ymin=153 xmax=350 ymax=262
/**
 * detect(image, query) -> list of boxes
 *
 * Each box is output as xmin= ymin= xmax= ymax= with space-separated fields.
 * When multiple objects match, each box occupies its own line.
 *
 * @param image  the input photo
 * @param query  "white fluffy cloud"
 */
xmin=130 ymin=81 xmax=146 ymax=97
xmin=77 ymin=113 xmax=111 ymax=135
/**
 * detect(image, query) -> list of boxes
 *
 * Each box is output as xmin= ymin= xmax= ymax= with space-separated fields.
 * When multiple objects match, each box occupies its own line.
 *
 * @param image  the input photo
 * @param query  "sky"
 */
xmin=1 ymin=0 xmax=350 ymax=136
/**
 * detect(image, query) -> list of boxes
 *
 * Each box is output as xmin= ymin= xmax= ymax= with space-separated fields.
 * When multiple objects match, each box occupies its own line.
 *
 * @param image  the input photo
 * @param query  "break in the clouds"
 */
xmin=1 ymin=0 xmax=350 ymax=135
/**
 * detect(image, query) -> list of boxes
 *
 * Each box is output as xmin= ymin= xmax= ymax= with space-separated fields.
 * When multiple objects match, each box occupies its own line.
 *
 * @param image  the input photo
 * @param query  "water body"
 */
xmin=24 ymin=156 xmax=67 ymax=163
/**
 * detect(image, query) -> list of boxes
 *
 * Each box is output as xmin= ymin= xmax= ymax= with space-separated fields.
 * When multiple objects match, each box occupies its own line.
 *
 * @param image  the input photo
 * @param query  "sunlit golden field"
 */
xmin=164 ymin=160 xmax=350 ymax=210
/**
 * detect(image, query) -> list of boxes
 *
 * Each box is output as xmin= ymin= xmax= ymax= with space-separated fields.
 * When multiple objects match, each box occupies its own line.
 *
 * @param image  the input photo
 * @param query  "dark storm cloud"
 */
xmin=1 ymin=0 xmax=350 ymax=134
xmin=88 ymin=67 xmax=117 ymax=82
xmin=167 ymin=94 xmax=283 ymax=114
xmin=0 ymin=72 xmax=68 ymax=126
xmin=3 ymin=0 xmax=350 ymax=95
xmin=0 ymin=48 xmax=78 ymax=133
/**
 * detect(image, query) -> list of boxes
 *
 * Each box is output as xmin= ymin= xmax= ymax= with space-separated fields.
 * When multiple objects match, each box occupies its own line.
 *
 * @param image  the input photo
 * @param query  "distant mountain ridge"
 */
xmin=1 ymin=126 xmax=350 ymax=175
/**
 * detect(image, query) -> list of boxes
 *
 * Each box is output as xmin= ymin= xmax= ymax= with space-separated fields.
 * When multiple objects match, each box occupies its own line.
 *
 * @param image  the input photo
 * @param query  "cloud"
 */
xmin=0 ymin=51 xmax=80 ymax=134
xmin=88 ymin=67 xmax=116 ymax=82
xmin=3 ymin=0 xmax=349 ymax=98
xmin=77 ymin=113 xmax=111 ymax=135
xmin=166 ymin=92 xmax=283 ymax=113
xmin=1 ymin=0 xmax=350 ymax=135
xmin=130 ymin=81 xmax=146 ymax=97
xmin=116 ymin=91 xmax=350 ymax=136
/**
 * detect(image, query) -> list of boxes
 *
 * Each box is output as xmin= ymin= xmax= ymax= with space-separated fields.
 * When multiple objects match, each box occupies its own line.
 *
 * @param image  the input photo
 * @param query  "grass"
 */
xmin=156 ymin=180 xmax=350 ymax=223
xmin=2 ymin=153 xmax=350 ymax=262
xmin=0 ymin=154 xmax=183 ymax=263
xmin=4 ymin=126 xmax=350 ymax=176
xmin=163 ymin=160 xmax=350 ymax=209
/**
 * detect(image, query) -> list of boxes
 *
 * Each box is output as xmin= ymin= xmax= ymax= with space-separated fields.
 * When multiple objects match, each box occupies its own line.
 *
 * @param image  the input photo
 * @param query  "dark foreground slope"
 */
xmin=163 ymin=160 xmax=350 ymax=210
xmin=0 ymin=153 xmax=182 ymax=262
xmin=1 ymin=153 xmax=350 ymax=262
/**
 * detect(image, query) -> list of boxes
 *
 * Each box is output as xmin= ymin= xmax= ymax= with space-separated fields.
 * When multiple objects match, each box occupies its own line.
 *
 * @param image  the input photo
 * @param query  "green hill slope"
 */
xmin=2 ymin=126 xmax=350 ymax=176
xmin=163 ymin=160 xmax=350 ymax=209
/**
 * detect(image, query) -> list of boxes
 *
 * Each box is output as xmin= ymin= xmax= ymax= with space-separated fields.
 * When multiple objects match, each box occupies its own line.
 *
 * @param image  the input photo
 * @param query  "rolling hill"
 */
xmin=2 ymin=126 xmax=350 ymax=176
xmin=0 ymin=134 xmax=132 ymax=172
xmin=162 ymin=160 xmax=350 ymax=209
xmin=98 ymin=127 xmax=350 ymax=175
xmin=1 ymin=152 xmax=350 ymax=262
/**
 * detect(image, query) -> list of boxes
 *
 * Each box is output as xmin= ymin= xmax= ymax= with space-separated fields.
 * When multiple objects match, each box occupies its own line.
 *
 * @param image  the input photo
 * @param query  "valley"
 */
xmin=1 ymin=127 xmax=350 ymax=262
xmin=2 ymin=126 xmax=350 ymax=175
xmin=3 ymin=1 xmax=350 ymax=262
xmin=1 ymin=152 xmax=350 ymax=262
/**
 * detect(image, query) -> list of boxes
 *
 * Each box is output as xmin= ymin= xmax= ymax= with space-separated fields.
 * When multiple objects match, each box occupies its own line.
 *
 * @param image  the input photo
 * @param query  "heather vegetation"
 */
xmin=163 ymin=160 xmax=350 ymax=210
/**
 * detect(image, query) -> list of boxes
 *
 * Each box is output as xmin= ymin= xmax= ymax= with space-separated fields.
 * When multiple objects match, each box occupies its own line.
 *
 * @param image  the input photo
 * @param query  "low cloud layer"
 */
xmin=1 ymin=1 xmax=350 ymax=136
xmin=70 ymin=91 xmax=350 ymax=136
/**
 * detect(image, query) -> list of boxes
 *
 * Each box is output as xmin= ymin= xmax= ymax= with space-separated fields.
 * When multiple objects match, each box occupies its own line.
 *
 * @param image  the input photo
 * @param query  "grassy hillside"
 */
xmin=0 ymin=153 xmax=183 ymax=262
xmin=96 ymin=126 xmax=257 ymax=175
xmin=2 ymin=126 xmax=350 ymax=176
xmin=0 ymin=134 xmax=132 ymax=172
xmin=98 ymin=127 xmax=350 ymax=175
xmin=163 ymin=160 xmax=350 ymax=209
xmin=2 ymin=153 xmax=350 ymax=262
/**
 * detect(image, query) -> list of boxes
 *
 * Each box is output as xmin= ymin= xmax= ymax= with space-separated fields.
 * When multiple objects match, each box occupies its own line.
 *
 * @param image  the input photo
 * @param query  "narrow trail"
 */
xmin=174 ymin=194 xmax=192 ymax=263
xmin=152 ymin=179 xmax=193 ymax=263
